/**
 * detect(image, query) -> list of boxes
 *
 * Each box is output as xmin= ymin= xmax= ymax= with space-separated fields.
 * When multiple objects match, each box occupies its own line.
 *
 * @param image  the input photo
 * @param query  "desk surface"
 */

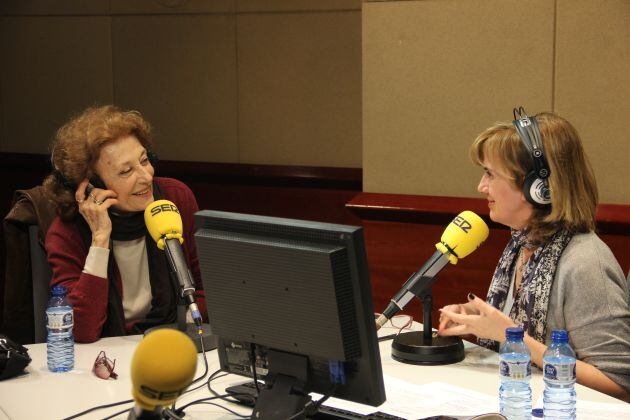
xmin=0 ymin=325 xmax=625 ymax=420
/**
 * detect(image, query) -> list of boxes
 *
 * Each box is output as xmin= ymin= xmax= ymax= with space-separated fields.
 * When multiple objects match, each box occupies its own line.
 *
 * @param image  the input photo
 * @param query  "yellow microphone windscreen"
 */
xmin=436 ymin=210 xmax=489 ymax=264
xmin=144 ymin=200 xmax=184 ymax=250
xmin=130 ymin=329 xmax=198 ymax=411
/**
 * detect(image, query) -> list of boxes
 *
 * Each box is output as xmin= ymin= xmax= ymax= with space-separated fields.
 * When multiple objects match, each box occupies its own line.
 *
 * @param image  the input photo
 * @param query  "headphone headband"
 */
xmin=512 ymin=106 xmax=551 ymax=206
xmin=512 ymin=107 xmax=549 ymax=180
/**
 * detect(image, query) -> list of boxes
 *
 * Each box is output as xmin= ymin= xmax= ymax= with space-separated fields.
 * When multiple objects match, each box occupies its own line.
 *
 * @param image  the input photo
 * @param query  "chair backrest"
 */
xmin=29 ymin=225 xmax=52 ymax=343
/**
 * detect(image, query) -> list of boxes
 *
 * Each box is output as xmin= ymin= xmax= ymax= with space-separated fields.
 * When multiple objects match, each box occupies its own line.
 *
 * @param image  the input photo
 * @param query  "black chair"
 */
xmin=29 ymin=225 xmax=52 ymax=343
xmin=2 ymin=186 xmax=57 ymax=344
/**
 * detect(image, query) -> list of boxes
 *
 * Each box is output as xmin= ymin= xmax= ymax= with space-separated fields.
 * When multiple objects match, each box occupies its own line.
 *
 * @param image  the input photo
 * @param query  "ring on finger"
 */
xmin=93 ymin=197 xmax=104 ymax=206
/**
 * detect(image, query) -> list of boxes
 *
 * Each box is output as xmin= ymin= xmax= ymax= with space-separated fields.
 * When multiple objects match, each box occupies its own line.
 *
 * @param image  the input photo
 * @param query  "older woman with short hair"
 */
xmin=44 ymin=105 xmax=207 ymax=343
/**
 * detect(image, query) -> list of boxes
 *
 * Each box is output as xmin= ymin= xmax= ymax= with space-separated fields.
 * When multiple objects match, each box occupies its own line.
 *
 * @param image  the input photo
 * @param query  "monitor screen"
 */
xmin=194 ymin=210 xmax=385 ymax=417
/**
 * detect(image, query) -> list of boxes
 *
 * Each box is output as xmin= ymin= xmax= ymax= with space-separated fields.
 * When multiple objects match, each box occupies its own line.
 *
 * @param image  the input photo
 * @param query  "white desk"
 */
xmin=0 ymin=325 xmax=625 ymax=420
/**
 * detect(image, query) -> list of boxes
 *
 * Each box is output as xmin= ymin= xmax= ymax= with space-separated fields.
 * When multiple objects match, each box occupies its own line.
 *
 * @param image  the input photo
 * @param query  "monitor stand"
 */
xmin=391 ymin=287 xmax=464 ymax=365
xmin=252 ymin=350 xmax=312 ymax=420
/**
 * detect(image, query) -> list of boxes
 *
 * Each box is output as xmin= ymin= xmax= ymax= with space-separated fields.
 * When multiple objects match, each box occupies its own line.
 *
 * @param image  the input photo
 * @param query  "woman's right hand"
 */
xmin=75 ymin=179 xmax=119 ymax=248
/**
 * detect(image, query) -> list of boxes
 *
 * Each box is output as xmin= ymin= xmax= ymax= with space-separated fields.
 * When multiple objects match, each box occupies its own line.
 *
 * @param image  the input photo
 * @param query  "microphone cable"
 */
xmin=204 ymin=368 xmax=256 ymax=407
xmin=172 ymin=368 xmax=251 ymax=419
xmin=174 ymin=396 xmax=250 ymax=419
xmin=249 ymin=343 xmax=262 ymax=393
xmin=64 ymin=330 xmax=210 ymax=420
xmin=62 ymin=398 xmax=134 ymax=420
xmin=187 ymin=330 xmax=210 ymax=388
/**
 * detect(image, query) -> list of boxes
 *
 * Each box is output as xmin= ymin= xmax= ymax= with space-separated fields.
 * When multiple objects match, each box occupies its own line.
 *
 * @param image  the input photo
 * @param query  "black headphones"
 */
xmin=512 ymin=106 xmax=551 ymax=207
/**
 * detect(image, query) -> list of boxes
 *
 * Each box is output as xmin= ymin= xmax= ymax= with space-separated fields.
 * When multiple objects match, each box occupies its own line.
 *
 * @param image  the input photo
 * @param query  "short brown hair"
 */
xmin=44 ymin=105 xmax=153 ymax=220
xmin=469 ymin=112 xmax=598 ymax=245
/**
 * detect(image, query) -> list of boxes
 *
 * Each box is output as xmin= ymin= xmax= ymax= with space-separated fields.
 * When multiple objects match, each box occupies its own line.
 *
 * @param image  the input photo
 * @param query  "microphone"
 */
xmin=128 ymin=329 xmax=197 ymax=419
xmin=144 ymin=200 xmax=203 ymax=329
xmin=375 ymin=211 xmax=489 ymax=331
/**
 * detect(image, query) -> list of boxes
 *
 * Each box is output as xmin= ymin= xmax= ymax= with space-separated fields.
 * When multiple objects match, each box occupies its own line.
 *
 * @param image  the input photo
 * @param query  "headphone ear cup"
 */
xmin=523 ymin=172 xmax=551 ymax=206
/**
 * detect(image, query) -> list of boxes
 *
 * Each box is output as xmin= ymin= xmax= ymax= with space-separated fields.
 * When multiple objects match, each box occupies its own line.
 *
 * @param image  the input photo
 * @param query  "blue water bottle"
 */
xmin=499 ymin=327 xmax=532 ymax=419
xmin=543 ymin=330 xmax=576 ymax=419
xmin=46 ymin=285 xmax=74 ymax=372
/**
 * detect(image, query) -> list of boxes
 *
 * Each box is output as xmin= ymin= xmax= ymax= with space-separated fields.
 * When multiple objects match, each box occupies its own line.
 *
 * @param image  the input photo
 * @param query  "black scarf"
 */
xmin=109 ymin=210 xmax=147 ymax=241
xmin=81 ymin=182 xmax=179 ymax=337
xmin=478 ymin=228 xmax=573 ymax=350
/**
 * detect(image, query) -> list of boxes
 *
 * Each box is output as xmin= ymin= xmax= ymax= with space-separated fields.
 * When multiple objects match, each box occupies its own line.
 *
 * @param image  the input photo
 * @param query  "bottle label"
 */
xmin=46 ymin=310 xmax=73 ymax=329
xmin=500 ymin=359 xmax=531 ymax=379
xmin=544 ymin=361 xmax=576 ymax=383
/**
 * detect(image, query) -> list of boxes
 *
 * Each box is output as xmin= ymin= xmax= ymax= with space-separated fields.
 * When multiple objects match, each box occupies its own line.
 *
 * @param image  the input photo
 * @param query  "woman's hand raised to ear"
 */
xmin=438 ymin=293 xmax=516 ymax=343
xmin=75 ymin=179 xmax=119 ymax=248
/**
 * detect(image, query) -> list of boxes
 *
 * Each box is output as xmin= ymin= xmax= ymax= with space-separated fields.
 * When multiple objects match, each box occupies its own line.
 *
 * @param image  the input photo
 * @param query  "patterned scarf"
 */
xmin=478 ymin=228 xmax=573 ymax=350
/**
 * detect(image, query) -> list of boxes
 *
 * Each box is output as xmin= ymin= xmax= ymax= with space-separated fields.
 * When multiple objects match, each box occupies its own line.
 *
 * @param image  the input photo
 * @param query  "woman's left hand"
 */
xmin=438 ymin=294 xmax=516 ymax=343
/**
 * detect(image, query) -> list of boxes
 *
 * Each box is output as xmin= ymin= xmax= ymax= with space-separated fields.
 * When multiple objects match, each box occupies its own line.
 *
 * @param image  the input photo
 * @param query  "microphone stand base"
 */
xmin=391 ymin=331 xmax=464 ymax=365
xmin=144 ymin=323 xmax=218 ymax=353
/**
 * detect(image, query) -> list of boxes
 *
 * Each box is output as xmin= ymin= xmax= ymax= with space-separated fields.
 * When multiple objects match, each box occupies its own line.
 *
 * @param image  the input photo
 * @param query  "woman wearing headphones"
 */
xmin=43 ymin=105 xmax=208 ymax=343
xmin=438 ymin=110 xmax=630 ymax=401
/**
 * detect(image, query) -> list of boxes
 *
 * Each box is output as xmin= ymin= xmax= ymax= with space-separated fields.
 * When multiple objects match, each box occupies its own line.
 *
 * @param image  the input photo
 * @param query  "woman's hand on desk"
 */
xmin=438 ymin=294 xmax=515 ymax=342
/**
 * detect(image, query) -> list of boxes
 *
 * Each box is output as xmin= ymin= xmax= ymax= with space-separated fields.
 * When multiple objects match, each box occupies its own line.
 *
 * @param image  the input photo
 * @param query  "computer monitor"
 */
xmin=194 ymin=210 xmax=386 ymax=419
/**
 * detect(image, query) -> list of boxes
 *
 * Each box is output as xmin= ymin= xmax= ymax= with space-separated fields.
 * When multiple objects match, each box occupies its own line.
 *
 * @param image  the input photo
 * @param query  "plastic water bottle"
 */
xmin=46 ymin=285 xmax=74 ymax=372
xmin=499 ymin=327 xmax=532 ymax=419
xmin=543 ymin=330 xmax=576 ymax=419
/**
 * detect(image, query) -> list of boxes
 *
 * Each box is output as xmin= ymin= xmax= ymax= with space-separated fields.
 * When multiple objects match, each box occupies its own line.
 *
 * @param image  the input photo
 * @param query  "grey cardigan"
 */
xmin=546 ymin=232 xmax=630 ymax=392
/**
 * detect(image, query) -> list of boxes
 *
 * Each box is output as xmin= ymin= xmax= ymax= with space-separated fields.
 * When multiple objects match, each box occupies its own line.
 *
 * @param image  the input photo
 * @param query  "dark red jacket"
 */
xmin=45 ymin=177 xmax=207 ymax=343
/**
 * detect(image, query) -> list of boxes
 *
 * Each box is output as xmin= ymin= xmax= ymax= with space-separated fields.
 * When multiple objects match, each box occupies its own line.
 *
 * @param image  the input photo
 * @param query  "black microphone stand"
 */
xmin=150 ymin=291 xmax=217 ymax=354
xmin=391 ymin=285 xmax=464 ymax=365
xmin=145 ymin=249 xmax=217 ymax=354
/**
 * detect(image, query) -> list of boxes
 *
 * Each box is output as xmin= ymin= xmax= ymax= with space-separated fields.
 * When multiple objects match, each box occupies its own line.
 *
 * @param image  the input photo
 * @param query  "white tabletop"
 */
xmin=0 ymin=325 xmax=625 ymax=420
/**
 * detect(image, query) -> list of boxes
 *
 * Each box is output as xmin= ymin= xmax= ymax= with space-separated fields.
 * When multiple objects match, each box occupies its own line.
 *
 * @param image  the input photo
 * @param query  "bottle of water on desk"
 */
xmin=499 ymin=327 xmax=532 ymax=419
xmin=543 ymin=330 xmax=576 ymax=419
xmin=46 ymin=285 xmax=74 ymax=372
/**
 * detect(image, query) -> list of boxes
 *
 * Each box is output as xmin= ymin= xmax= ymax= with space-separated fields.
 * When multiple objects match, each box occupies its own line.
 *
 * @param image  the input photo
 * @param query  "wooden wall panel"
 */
xmin=237 ymin=0 xmax=361 ymax=12
xmin=237 ymin=10 xmax=362 ymax=167
xmin=554 ymin=0 xmax=630 ymax=203
xmin=0 ymin=3 xmax=363 ymax=168
xmin=0 ymin=16 xmax=113 ymax=153
xmin=363 ymin=0 xmax=554 ymax=197
xmin=0 ymin=1 xmax=108 ymax=15
xmin=111 ymin=14 xmax=239 ymax=163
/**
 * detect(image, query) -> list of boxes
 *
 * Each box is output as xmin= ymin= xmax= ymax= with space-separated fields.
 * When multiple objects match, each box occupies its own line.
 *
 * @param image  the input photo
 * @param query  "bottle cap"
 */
xmin=551 ymin=329 xmax=569 ymax=343
xmin=505 ymin=327 xmax=524 ymax=340
xmin=531 ymin=408 xmax=544 ymax=418
xmin=51 ymin=285 xmax=67 ymax=297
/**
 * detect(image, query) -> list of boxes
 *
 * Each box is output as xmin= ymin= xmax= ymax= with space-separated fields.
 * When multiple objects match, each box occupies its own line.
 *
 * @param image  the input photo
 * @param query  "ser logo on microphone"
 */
xmin=150 ymin=203 xmax=180 ymax=216
xmin=452 ymin=215 xmax=472 ymax=233
xmin=140 ymin=384 xmax=184 ymax=401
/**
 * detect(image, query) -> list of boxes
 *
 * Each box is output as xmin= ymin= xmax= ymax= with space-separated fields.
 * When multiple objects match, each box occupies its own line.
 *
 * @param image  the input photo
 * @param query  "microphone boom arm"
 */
xmin=376 ymin=250 xmax=451 ymax=329
xmin=402 ymin=251 xmax=450 ymax=299
xmin=164 ymin=238 xmax=202 ymax=327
